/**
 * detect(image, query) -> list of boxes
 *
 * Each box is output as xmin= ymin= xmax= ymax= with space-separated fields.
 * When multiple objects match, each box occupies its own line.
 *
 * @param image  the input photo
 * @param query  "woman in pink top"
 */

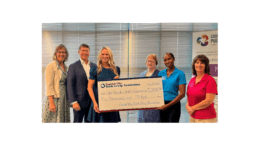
xmin=186 ymin=55 xmax=218 ymax=123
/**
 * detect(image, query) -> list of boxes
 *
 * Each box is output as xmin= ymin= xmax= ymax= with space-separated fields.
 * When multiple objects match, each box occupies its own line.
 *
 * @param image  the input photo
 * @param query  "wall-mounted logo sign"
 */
xmin=197 ymin=35 xmax=209 ymax=46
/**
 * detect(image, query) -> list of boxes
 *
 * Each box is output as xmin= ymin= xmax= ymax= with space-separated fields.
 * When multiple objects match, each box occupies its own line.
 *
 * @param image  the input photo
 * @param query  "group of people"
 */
xmin=42 ymin=43 xmax=218 ymax=123
xmin=138 ymin=53 xmax=218 ymax=123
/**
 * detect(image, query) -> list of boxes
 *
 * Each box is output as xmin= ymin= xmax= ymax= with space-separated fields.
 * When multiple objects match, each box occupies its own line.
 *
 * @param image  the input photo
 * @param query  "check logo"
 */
xmin=101 ymin=84 xmax=105 ymax=88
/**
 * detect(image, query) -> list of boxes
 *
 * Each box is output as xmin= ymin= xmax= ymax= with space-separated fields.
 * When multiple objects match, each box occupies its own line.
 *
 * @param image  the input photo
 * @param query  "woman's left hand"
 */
xmin=157 ymin=104 xmax=168 ymax=110
xmin=114 ymin=76 xmax=120 ymax=79
xmin=186 ymin=105 xmax=194 ymax=115
xmin=94 ymin=103 xmax=100 ymax=113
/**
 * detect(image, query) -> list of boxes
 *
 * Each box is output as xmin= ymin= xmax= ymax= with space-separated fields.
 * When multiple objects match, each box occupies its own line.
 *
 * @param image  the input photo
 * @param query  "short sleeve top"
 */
xmin=187 ymin=73 xmax=218 ymax=119
xmin=89 ymin=66 xmax=120 ymax=101
xmin=158 ymin=67 xmax=186 ymax=101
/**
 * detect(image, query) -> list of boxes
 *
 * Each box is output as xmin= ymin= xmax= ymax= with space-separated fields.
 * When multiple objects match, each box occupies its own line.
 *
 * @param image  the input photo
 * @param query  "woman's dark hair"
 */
xmin=192 ymin=54 xmax=211 ymax=76
xmin=164 ymin=52 xmax=175 ymax=59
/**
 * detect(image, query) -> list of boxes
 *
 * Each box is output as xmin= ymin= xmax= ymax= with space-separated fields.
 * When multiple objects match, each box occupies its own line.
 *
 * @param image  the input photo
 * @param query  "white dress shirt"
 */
xmin=80 ymin=58 xmax=90 ymax=80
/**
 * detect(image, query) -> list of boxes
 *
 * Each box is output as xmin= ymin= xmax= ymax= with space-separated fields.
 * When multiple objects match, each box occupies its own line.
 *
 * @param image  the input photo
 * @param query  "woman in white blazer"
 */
xmin=42 ymin=44 xmax=70 ymax=123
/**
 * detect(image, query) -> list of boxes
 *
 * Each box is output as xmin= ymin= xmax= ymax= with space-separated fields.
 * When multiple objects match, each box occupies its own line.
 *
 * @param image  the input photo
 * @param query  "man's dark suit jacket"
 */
xmin=67 ymin=60 xmax=96 ymax=108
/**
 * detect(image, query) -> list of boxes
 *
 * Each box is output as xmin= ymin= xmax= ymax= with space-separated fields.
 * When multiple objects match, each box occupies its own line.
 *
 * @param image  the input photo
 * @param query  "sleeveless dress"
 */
xmin=137 ymin=69 xmax=161 ymax=123
xmin=87 ymin=66 xmax=121 ymax=123
xmin=42 ymin=62 xmax=70 ymax=123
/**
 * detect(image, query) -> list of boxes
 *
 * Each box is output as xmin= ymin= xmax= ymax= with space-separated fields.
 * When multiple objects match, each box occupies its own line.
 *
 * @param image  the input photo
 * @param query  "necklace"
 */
xmin=146 ymin=69 xmax=155 ymax=77
xmin=146 ymin=71 xmax=153 ymax=77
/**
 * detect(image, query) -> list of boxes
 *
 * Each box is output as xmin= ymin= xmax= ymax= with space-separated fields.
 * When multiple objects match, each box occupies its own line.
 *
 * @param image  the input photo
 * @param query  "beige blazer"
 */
xmin=45 ymin=61 xmax=68 ymax=98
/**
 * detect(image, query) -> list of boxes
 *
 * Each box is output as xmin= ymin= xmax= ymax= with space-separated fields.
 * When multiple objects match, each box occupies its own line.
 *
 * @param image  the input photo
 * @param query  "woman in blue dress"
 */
xmin=87 ymin=46 xmax=121 ymax=123
xmin=137 ymin=54 xmax=160 ymax=123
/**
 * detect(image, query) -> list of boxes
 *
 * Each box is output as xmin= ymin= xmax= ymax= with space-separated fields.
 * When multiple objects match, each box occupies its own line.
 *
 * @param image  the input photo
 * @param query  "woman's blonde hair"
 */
xmin=146 ymin=54 xmax=158 ymax=65
xmin=97 ymin=46 xmax=118 ymax=76
xmin=52 ymin=44 xmax=69 ymax=62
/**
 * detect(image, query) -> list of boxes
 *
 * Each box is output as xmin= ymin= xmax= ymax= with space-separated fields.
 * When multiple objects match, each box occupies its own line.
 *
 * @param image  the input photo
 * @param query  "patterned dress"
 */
xmin=42 ymin=63 xmax=70 ymax=123
xmin=137 ymin=69 xmax=161 ymax=123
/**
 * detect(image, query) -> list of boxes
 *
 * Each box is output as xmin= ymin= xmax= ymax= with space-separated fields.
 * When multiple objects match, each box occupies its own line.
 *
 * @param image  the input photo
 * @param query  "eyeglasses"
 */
xmin=147 ymin=60 xmax=155 ymax=63
xmin=57 ymin=51 xmax=67 ymax=54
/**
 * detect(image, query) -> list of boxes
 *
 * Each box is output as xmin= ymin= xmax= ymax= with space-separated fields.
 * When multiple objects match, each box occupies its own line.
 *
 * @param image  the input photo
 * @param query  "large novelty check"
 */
xmin=98 ymin=77 xmax=164 ymax=111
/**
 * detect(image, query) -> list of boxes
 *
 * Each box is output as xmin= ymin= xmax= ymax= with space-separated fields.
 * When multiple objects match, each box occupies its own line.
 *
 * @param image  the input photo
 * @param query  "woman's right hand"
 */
xmin=186 ymin=103 xmax=194 ymax=115
xmin=49 ymin=102 xmax=56 ymax=113
xmin=94 ymin=103 xmax=100 ymax=113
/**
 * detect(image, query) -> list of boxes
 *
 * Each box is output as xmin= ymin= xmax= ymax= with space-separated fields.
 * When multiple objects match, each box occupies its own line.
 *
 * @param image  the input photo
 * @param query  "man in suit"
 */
xmin=67 ymin=44 xmax=96 ymax=123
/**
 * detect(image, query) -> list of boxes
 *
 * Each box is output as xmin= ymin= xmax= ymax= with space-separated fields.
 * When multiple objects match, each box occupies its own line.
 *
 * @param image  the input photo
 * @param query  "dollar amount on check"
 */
xmin=98 ymin=77 xmax=164 ymax=111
